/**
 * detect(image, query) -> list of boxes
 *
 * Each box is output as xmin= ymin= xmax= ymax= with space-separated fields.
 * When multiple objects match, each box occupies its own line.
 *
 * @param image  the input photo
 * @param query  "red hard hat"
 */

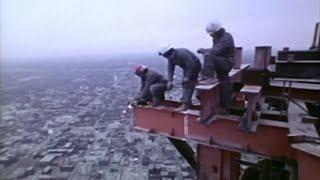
xmin=134 ymin=65 xmax=147 ymax=74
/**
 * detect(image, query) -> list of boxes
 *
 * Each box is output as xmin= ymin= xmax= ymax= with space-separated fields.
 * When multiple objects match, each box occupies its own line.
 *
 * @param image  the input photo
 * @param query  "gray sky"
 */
xmin=1 ymin=0 xmax=319 ymax=60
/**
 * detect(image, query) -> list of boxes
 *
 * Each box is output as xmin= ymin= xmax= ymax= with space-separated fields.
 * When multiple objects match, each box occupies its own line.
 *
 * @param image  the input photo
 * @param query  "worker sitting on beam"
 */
xmin=197 ymin=20 xmax=235 ymax=114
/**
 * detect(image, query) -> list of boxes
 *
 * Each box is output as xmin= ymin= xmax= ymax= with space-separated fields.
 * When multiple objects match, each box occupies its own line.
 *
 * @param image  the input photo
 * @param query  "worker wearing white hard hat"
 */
xmin=205 ymin=20 xmax=222 ymax=34
xmin=158 ymin=45 xmax=201 ymax=111
xmin=158 ymin=44 xmax=173 ymax=56
xmin=197 ymin=20 xmax=235 ymax=116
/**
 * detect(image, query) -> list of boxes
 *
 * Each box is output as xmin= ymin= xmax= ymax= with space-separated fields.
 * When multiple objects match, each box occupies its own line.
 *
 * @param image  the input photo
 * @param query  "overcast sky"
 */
xmin=1 ymin=0 xmax=319 ymax=60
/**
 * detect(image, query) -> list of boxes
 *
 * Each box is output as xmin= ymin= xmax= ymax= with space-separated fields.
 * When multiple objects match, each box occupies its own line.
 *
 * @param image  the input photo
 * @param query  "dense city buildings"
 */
xmin=0 ymin=57 xmax=195 ymax=180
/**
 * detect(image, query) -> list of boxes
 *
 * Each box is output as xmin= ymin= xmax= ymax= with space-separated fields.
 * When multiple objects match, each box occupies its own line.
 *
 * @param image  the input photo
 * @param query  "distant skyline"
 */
xmin=1 ymin=0 xmax=319 ymax=60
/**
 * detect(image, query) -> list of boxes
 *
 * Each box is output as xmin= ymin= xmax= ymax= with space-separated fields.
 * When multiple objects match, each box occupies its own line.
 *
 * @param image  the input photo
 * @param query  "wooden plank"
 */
xmin=196 ymin=82 xmax=219 ymax=90
xmin=276 ymin=60 xmax=320 ymax=63
xmin=269 ymin=79 xmax=320 ymax=90
xmin=240 ymin=85 xmax=262 ymax=94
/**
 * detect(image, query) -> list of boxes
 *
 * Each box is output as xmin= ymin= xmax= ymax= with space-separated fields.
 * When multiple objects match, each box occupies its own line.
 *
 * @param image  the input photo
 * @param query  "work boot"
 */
xmin=198 ymin=77 xmax=217 ymax=85
xmin=198 ymin=75 xmax=207 ymax=81
xmin=175 ymin=104 xmax=190 ymax=112
xmin=152 ymin=97 xmax=162 ymax=107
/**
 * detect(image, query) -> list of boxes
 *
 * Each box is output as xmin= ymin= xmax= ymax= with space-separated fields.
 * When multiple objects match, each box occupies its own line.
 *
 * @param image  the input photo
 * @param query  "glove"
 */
xmin=128 ymin=100 xmax=137 ymax=107
xmin=182 ymin=77 xmax=190 ymax=84
xmin=197 ymin=48 xmax=206 ymax=54
xmin=167 ymin=81 xmax=173 ymax=90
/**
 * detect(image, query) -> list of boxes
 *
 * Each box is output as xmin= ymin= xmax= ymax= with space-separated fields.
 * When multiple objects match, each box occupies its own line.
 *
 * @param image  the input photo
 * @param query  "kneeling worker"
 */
xmin=158 ymin=45 xmax=201 ymax=111
xmin=134 ymin=65 xmax=167 ymax=107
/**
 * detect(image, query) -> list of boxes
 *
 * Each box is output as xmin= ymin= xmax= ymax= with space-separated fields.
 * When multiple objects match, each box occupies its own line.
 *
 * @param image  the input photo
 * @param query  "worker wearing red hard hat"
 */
xmin=134 ymin=65 xmax=167 ymax=106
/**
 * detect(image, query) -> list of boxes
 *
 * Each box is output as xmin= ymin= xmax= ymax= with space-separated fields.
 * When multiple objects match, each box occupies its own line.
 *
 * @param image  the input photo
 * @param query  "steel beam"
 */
xmin=168 ymin=137 xmax=197 ymax=170
xmin=295 ymin=150 xmax=320 ymax=180
xmin=263 ymin=86 xmax=320 ymax=102
xmin=253 ymin=46 xmax=272 ymax=69
xmin=133 ymin=106 xmax=294 ymax=158
xmin=234 ymin=47 xmax=243 ymax=69
xmin=197 ymin=144 xmax=240 ymax=180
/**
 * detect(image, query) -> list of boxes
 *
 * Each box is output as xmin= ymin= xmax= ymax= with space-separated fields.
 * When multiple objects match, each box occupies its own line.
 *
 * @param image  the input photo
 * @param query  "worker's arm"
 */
xmin=184 ymin=55 xmax=196 ymax=82
xmin=167 ymin=62 xmax=175 ymax=82
xmin=139 ymin=80 xmax=152 ymax=100
xmin=140 ymin=78 xmax=145 ymax=91
xmin=135 ymin=77 xmax=146 ymax=100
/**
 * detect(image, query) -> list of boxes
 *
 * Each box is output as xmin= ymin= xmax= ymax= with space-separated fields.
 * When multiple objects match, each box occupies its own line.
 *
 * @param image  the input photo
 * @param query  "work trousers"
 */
xmin=182 ymin=64 xmax=201 ymax=105
xmin=201 ymin=54 xmax=233 ymax=109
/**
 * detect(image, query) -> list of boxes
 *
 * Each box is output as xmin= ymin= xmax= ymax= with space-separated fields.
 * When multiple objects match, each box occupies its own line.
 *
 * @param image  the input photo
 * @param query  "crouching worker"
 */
xmin=133 ymin=65 xmax=167 ymax=107
xmin=158 ymin=45 xmax=201 ymax=111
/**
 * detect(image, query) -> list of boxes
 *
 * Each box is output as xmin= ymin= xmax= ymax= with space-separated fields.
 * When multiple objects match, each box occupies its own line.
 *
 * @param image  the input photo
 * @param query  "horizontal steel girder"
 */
xmin=133 ymin=105 xmax=294 ymax=158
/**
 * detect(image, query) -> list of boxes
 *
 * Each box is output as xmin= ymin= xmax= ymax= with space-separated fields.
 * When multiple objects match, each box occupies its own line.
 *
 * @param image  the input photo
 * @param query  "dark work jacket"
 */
xmin=138 ymin=69 xmax=166 ymax=100
xmin=167 ymin=48 xmax=201 ymax=82
xmin=209 ymin=28 xmax=235 ymax=58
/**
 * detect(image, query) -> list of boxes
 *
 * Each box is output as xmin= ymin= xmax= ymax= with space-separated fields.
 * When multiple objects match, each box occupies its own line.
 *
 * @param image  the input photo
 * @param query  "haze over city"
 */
xmin=1 ymin=0 xmax=319 ymax=60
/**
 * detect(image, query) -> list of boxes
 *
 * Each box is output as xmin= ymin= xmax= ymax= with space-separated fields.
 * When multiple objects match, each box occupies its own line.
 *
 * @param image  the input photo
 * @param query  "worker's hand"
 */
xmin=197 ymin=48 xmax=206 ymax=54
xmin=128 ymin=100 xmax=138 ymax=107
xmin=167 ymin=81 xmax=173 ymax=90
xmin=182 ymin=77 xmax=190 ymax=84
xmin=203 ymin=51 xmax=210 ymax=57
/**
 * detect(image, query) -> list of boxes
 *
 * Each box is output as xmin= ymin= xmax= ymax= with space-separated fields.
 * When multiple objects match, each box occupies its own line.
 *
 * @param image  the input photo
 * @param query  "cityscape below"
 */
xmin=0 ymin=56 xmax=197 ymax=180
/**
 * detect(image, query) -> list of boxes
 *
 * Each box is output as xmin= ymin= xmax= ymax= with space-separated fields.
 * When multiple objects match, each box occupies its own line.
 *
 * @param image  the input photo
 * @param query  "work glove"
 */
xmin=182 ymin=77 xmax=190 ymax=84
xmin=197 ymin=48 xmax=206 ymax=54
xmin=128 ymin=100 xmax=137 ymax=107
xmin=167 ymin=81 xmax=173 ymax=90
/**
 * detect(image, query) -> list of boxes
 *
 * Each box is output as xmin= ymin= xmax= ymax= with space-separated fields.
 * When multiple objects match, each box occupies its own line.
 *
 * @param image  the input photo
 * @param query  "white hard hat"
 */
xmin=206 ymin=20 xmax=222 ymax=34
xmin=158 ymin=44 xmax=173 ymax=56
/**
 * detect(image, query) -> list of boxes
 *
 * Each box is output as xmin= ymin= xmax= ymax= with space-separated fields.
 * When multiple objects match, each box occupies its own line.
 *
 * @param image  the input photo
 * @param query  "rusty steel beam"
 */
xmin=295 ymin=150 xmax=320 ymax=180
xmin=133 ymin=106 xmax=295 ymax=158
xmin=197 ymin=144 xmax=240 ymax=180
xmin=133 ymin=105 xmax=186 ymax=138
xmin=263 ymin=86 xmax=320 ymax=102
xmin=277 ymin=50 xmax=320 ymax=61
xmin=168 ymin=137 xmax=197 ymax=170
xmin=253 ymin=46 xmax=272 ymax=69
xmin=234 ymin=47 xmax=243 ymax=69
xmin=240 ymin=85 xmax=262 ymax=131
xmin=197 ymin=64 xmax=250 ymax=121
xmin=186 ymin=114 xmax=294 ymax=158
xmin=311 ymin=22 xmax=320 ymax=50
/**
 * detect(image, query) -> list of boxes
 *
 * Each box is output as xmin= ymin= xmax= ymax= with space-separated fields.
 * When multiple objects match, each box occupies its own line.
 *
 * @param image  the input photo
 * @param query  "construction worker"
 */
xmin=133 ymin=65 xmax=167 ymax=106
xmin=159 ymin=45 xmax=201 ymax=111
xmin=197 ymin=20 xmax=235 ymax=114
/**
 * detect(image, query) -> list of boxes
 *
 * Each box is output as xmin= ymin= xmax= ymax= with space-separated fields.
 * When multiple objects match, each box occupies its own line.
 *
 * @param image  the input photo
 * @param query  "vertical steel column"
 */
xmin=197 ymin=144 xmax=240 ymax=180
xmin=234 ymin=47 xmax=243 ymax=69
xmin=296 ymin=150 xmax=320 ymax=180
xmin=311 ymin=22 xmax=320 ymax=50
xmin=253 ymin=46 xmax=272 ymax=70
xmin=199 ymin=85 xmax=220 ymax=121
